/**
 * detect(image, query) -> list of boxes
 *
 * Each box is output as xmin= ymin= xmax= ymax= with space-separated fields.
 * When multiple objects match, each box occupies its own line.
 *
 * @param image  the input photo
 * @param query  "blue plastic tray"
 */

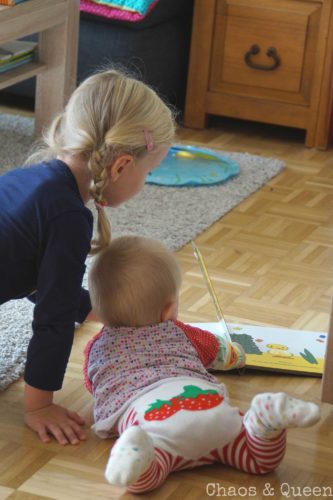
xmin=146 ymin=144 xmax=240 ymax=187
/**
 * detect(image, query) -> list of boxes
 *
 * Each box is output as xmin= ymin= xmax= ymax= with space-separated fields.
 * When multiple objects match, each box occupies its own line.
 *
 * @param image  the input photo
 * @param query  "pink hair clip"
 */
xmin=143 ymin=129 xmax=154 ymax=152
xmin=95 ymin=196 xmax=108 ymax=209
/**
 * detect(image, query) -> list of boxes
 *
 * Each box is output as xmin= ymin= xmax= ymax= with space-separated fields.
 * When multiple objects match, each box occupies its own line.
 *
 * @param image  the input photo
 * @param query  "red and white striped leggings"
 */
xmin=116 ymin=408 xmax=286 ymax=494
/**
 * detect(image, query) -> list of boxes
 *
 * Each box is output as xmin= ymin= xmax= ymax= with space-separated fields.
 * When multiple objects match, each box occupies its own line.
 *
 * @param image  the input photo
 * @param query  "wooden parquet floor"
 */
xmin=0 ymin=116 xmax=333 ymax=499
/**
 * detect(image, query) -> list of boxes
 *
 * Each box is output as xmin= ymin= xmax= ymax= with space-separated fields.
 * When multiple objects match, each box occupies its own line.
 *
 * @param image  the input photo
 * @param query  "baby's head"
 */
xmin=89 ymin=236 xmax=182 ymax=327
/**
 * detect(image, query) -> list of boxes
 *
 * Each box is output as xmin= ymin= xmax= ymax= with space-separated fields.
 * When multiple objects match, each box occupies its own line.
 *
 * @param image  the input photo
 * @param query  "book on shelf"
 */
xmin=0 ymin=40 xmax=37 ymax=74
xmin=190 ymin=322 xmax=327 ymax=376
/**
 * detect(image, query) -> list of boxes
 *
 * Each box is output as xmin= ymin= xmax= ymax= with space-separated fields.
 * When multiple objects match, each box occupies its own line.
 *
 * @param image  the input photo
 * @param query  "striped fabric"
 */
xmin=209 ymin=428 xmax=286 ymax=474
xmin=117 ymin=407 xmax=139 ymax=434
xmin=116 ymin=411 xmax=286 ymax=494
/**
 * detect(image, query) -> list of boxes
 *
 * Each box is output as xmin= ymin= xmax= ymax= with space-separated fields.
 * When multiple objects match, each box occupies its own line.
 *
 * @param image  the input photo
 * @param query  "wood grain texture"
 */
xmin=184 ymin=0 xmax=333 ymax=148
xmin=0 ymin=118 xmax=332 ymax=498
xmin=0 ymin=0 xmax=80 ymax=136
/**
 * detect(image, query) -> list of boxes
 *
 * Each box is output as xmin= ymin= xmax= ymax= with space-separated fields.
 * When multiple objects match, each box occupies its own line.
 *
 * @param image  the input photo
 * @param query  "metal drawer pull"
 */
xmin=244 ymin=44 xmax=281 ymax=71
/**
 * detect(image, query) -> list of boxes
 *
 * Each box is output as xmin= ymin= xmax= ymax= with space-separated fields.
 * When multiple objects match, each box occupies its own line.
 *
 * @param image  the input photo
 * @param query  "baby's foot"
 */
xmin=105 ymin=426 xmax=155 ymax=486
xmin=244 ymin=392 xmax=320 ymax=438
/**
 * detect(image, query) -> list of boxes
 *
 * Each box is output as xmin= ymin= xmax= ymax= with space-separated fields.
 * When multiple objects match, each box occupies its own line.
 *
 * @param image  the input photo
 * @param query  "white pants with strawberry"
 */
xmin=104 ymin=377 xmax=320 ymax=494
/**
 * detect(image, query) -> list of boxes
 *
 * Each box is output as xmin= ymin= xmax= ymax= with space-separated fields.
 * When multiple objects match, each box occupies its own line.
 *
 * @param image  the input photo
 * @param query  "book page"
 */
xmin=190 ymin=323 xmax=327 ymax=375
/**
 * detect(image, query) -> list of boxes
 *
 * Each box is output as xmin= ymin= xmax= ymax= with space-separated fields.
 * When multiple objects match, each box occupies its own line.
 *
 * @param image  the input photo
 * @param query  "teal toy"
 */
xmin=146 ymin=144 xmax=240 ymax=187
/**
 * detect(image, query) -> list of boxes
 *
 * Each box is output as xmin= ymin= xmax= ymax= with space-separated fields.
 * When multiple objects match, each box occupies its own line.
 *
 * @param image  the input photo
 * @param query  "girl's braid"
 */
xmin=88 ymin=145 xmax=112 ymax=254
xmin=88 ymin=146 xmax=110 ymax=204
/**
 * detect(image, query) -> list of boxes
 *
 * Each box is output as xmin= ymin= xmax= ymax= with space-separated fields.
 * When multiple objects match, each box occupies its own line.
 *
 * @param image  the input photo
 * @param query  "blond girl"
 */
xmin=0 ymin=69 xmax=175 ymax=445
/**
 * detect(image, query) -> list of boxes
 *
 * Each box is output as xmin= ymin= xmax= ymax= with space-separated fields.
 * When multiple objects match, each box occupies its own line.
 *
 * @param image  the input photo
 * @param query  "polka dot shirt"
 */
xmin=84 ymin=320 xmax=219 ymax=425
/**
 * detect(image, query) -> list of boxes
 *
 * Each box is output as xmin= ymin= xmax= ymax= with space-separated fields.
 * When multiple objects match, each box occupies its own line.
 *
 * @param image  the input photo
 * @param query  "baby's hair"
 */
xmin=89 ymin=236 xmax=182 ymax=327
xmin=27 ymin=68 xmax=176 ymax=254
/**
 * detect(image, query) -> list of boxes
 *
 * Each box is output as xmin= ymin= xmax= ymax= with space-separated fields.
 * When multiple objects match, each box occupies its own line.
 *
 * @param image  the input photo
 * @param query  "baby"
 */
xmin=84 ymin=236 xmax=320 ymax=494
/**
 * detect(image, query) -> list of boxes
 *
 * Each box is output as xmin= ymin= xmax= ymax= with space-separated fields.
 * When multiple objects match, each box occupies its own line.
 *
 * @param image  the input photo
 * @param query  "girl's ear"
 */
xmin=108 ymin=154 xmax=134 ymax=181
xmin=161 ymin=301 xmax=178 ymax=322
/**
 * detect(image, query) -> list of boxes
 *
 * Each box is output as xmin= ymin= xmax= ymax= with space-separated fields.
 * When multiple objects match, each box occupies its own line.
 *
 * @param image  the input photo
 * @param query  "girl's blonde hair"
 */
xmin=28 ymin=69 xmax=176 ymax=254
xmin=89 ymin=236 xmax=182 ymax=327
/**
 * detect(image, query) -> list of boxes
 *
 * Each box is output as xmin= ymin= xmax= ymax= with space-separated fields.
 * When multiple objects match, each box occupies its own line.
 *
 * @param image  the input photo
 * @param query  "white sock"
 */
xmin=243 ymin=392 xmax=320 ymax=439
xmin=105 ymin=426 xmax=155 ymax=486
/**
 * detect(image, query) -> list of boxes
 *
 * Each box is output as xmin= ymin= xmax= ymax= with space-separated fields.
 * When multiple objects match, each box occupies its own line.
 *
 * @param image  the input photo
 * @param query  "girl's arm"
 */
xmin=24 ymin=211 xmax=92 ymax=391
xmin=24 ymin=211 xmax=92 ymax=444
xmin=28 ymin=287 xmax=92 ymax=323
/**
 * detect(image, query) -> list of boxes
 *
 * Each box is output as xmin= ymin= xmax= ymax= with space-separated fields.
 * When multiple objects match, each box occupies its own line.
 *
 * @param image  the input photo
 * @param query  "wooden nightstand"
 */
xmin=184 ymin=0 xmax=333 ymax=149
xmin=0 ymin=0 xmax=80 ymax=136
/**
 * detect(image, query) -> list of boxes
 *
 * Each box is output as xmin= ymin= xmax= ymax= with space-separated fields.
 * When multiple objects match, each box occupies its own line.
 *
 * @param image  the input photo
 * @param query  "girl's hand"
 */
xmin=24 ymin=403 xmax=87 ymax=445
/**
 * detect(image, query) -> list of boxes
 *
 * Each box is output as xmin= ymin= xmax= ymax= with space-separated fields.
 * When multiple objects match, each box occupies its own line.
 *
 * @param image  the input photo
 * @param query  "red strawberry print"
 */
xmin=144 ymin=398 xmax=180 ymax=421
xmin=144 ymin=385 xmax=224 ymax=421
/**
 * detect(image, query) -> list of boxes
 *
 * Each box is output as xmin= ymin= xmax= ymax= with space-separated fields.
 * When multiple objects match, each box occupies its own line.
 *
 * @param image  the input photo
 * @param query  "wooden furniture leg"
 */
xmin=35 ymin=0 xmax=80 ymax=136
xmin=321 ymin=300 xmax=333 ymax=403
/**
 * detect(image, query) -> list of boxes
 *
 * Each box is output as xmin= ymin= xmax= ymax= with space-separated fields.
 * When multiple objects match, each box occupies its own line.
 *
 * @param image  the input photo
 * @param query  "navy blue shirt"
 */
xmin=0 ymin=159 xmax=93 ymax=390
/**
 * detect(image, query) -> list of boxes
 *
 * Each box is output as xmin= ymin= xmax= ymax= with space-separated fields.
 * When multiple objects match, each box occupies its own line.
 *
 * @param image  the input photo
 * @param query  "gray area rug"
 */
xmin=0 ymin=112 xmax=285 ymax=390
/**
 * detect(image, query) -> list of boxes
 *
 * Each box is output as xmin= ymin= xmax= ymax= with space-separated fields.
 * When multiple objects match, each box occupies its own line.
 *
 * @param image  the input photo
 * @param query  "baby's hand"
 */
xmin=24 ymin=403 xmax=87 ymax=445
xmin=228 ymin=342 xmax=246 ymax=370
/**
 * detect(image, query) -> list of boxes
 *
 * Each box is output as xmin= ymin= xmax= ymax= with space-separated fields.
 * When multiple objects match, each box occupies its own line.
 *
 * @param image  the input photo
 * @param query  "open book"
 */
xmin=190 ymin=323 xmax=327 ymax=376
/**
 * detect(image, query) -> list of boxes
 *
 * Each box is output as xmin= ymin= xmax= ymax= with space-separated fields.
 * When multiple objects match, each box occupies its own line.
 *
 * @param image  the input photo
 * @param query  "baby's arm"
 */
xmin=174 ymin=320 xmax=245 ymax=370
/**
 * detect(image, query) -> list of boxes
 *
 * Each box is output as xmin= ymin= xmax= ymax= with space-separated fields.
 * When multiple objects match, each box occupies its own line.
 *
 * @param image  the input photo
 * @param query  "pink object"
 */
xmin=80 ymin=0 xmax=158 ymax=21
xmin=143 ymin=129 xmax=154 ymax=151
xmin=94 ymin=198 xmax=108 ymax=210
